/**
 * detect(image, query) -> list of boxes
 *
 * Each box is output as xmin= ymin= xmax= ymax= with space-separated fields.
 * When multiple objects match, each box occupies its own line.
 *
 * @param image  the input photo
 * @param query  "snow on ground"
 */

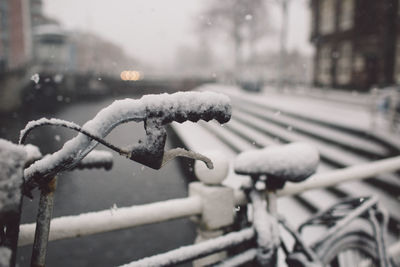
xmin=207 ymin=85 xmax=372 ymax=130
xmin=174 ymin=83 xmax=400 ymax=226
xmin=233 ymin=101 xmax=388 ymax=156
xmin=199 ymin=84 xmax=400 ymax=150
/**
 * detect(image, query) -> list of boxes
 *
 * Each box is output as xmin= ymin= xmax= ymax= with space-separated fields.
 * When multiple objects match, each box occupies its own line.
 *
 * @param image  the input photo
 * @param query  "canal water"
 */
xmin=1 ymin=95 xmax=196 ymax=266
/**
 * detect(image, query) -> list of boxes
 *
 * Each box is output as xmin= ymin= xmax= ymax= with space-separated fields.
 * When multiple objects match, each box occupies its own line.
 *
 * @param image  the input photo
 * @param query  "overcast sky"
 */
xmin=43 ymin=0 xmax=313 ymax=68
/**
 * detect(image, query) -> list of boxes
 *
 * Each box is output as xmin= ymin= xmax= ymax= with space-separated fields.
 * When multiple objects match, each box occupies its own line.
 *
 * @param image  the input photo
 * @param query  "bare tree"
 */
xmin=198 ymin=0 xmax=273 ymax=77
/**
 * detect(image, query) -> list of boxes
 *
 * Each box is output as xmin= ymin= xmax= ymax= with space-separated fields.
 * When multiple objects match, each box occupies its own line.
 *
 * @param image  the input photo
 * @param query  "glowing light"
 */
xmin=120 ymin=71 xmax=127 ymax=81
xmin=120 ymin=70 xmax=141 ymax=81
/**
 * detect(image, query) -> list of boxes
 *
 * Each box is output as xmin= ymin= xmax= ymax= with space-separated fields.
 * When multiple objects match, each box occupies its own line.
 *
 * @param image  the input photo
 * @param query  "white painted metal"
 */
xmin=279 ymin=155 xmax=400 ymax=196
xmin=390 ymin=241 xmax=400 ymax=257
xmin=119 ymin=228 xmax=255 ymax=267
xmin=18 ymin=156 xmax=400 ymax=248
xmin=18 ymin=196 xmax=202 ymax=246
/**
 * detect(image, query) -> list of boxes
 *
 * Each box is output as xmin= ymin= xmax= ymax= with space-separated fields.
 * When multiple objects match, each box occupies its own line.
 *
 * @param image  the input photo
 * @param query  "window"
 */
xmin=336 ymin=42 xmax=352 ymax=85
xmin=339 ymin=0 xmax=354 ymax=31
xmin=353 ymin=54 xmax=365 ymax=72
xmin=317 ymin=45 xmax=332 ymax=85
xmin=320 ymin=0 xmax=335 ymax=34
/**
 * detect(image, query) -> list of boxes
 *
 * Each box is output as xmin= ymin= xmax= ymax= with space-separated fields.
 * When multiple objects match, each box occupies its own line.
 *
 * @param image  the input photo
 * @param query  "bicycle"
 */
xmin=17 ymin=91 xmax=232 ymax=267
xmin=20 ymin=91 xmax=231 ymax=196
xmin=16 ymin=91 xmax=392 ymax=267
xmin=231 ymin=142 xmax=392 ymax=267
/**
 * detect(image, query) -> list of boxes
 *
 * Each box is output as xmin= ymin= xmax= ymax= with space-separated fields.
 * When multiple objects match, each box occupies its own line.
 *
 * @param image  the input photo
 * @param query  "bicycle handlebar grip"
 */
xmin=143 ymin=91 xmax=231 ymax=124
xmin=130 ymin=92 xmax=232 ymax=169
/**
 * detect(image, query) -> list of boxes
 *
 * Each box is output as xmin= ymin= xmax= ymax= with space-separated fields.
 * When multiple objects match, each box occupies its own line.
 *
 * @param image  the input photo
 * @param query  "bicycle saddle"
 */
xmin=234 ymin=142 xmax=319 ymax=189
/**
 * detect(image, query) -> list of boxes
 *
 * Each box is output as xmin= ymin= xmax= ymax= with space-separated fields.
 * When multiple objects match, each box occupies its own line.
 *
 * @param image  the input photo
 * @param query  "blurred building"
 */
xmin=68 ymin=31 xmax=138 ymax=76
xmin=31 ymin=27 xmax=140 ymax=81
xmin=30 ymin=0 xmax=45 ymax=27
xmin=310 ymin=0 xmax=398 ymax=91
xmin=0 ymin=0 xmax=32 ymax=71
xmin=32 ymin=24 xmax=71 ymax=73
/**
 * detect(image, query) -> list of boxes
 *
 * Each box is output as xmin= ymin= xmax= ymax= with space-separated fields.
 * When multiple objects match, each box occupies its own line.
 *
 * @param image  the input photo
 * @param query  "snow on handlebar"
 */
xmin=21 ymin=91 xmax=231 ymax=196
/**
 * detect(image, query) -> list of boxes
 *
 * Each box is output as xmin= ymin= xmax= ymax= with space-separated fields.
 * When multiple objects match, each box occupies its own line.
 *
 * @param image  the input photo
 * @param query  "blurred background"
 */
xmin=0 ymin=0 xmax=313 ymax=120
xmin=1 ymin=0 xmax=400 ymax=266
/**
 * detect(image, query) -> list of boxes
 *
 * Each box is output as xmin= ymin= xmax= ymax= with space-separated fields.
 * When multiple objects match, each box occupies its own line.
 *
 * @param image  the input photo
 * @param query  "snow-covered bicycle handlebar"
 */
xmin=21 ymin=91 xmax=231 ymax=196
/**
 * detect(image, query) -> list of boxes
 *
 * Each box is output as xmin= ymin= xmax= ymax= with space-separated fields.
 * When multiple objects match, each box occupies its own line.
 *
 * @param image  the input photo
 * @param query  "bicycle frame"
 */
xmin=246 ymin=182 xmax=390 ymax=267
xmin=296 ymin=195 xmax=390 ymax=267
xmin=245 ymin=185 xmax=320 ymax=267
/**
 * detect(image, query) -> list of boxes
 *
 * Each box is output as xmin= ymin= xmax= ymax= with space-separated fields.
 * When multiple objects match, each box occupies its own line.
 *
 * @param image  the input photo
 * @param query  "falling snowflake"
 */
xmin=245 ymin=14 xmax=253 ymax=21
xmin=30 ymin=73 xmax=40 ymax=84
xmin=110 ymin=203 xmax=118 ymax=215
xmin=53 ymin=74 xmax=63 ymax=83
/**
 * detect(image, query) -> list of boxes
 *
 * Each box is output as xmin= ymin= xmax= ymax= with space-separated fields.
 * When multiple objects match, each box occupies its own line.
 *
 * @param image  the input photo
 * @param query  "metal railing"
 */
xmin=1 ymin=90 xmax=399 ymax=266
xmin=1 ymin=138 xmax=400 ymax=266
xmin=12 ymin=152 xmax=400 ymax=266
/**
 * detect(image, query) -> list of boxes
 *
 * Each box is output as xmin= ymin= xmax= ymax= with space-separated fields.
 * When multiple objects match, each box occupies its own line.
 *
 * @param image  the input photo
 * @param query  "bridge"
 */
xmin=0 ymin=68 xmax=215 ymax=113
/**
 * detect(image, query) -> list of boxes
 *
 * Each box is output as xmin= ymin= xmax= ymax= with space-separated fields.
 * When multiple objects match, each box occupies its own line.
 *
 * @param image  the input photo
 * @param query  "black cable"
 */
xmin=19 ymin=118 xmax=129 ymax=156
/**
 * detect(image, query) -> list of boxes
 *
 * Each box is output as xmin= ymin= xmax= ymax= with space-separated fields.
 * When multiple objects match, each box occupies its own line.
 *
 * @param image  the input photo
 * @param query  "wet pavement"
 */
xmin=1 ymin=96 xmax=195 ymax=266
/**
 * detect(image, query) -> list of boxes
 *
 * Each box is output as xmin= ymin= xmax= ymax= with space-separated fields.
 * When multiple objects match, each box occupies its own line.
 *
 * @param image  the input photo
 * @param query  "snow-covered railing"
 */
xmin=278 ymin=155 xmax=400 ymax=196
xmin=7 ymin=90 xmax=400 ymax=266
xmin=16 ymin=154 xmax=400 ymax=266
xmin=15 ymin=91 xmax=233 ymax=267
xmin=18 ymin=197 xmax=204 ymax=246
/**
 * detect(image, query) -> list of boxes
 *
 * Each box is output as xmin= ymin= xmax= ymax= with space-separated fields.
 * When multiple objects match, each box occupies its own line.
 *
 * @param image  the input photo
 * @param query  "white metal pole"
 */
xmin=19 ymin=196 xmax=202 ymax=246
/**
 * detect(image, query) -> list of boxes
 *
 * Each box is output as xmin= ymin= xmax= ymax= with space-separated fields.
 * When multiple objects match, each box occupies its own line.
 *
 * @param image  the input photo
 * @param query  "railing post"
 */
xmin=30 ymin=177 xmax=57 ymax=267
xmin=189 ymin=152 xmax=234 ymax=266
xmin=0 ymin=140 xmax=28 ymax=267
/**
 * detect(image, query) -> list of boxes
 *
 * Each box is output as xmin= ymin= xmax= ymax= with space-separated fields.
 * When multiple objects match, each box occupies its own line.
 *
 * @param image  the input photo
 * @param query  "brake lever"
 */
xmin=162 ymin=148 xmax=213 ymax=169
xmin=128 ymin=118 xmax=213 ymax=170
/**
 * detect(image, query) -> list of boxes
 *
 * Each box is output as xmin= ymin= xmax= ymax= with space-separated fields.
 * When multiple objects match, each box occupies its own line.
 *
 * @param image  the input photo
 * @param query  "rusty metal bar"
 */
xmin=30 ymin=177 xmax=57 ymax=267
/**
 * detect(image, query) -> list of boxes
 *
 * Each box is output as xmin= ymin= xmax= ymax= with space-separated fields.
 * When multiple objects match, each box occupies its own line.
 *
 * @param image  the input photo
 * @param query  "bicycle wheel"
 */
xmin=313 ymin=229 xmax=380 ymax=267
